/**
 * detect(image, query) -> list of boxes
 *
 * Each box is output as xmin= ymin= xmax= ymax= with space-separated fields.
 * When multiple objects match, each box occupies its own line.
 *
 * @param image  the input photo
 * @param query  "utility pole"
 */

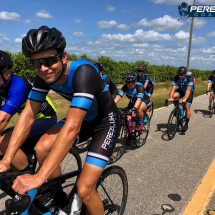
xmin=187 ymin=0 xmax=196 ymax=71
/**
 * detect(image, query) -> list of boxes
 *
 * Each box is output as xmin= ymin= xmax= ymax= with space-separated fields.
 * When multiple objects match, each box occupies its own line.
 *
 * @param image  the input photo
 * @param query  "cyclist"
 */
xmin=94 ymin=63 xmax=118 ymax=99
xmin=168 ymin=66 xmax=194 ymax=132
xmin=114 ymin=70 xmax=152 ymax=131
xmin=206 ymin=70 xmax=215 ymax=109
xmin=0 ymin=50 xmax=57 ymax=172
xmin=0 ymin=26 xmax=120 ymax=215
xmin=137 ymin=65 xmax=154 ymax=98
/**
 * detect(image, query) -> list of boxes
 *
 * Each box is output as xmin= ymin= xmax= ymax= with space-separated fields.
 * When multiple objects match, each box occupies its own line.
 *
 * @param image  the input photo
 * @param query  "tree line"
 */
xmin=5 ymin=50 xmax=212 ymax=83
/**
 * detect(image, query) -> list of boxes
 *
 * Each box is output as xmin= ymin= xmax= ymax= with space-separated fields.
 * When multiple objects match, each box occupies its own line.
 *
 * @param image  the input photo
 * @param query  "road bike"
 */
xmin=206 ymin=91 xmax=215 ymax=118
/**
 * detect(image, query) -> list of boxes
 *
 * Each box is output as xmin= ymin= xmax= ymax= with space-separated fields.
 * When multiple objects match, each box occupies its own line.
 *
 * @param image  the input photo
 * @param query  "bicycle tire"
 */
xmin=135 ymin=113 xmax=150 ymax=148
xmin=109 ymin=122 xmax=128 ymax=164
xmin=73 ymin=138 xmax=91 ymax=154
xmin=81 ymin=165 xmax=128 ymax=215
xmin=167 ymin=109 xmax=179 ymax=140
xmin=209 ymin=97 xmax=214 ymax=118
xmin=32 ymin=148 xmax=82 ymax=214
xmin=148 ymin=101 xmax=154 ymax=121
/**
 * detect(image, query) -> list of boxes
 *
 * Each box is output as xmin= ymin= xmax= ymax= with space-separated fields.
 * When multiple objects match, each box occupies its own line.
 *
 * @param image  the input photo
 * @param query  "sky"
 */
xmin=1 ymin=0 xmax=215 ymax=70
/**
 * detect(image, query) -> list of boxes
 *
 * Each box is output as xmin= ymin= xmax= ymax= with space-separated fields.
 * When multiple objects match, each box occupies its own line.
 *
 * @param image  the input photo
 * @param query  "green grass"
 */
xmin=5 ymin=81 xmax=208 ymax=129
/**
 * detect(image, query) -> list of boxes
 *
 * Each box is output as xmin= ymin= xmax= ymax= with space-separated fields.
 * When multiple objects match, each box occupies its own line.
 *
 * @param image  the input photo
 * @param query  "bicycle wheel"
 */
xmin=109 ymin=122 xmax=128 ymax=164
xmin=209 ymin=98 xmax=214 ymax=118
xmin=32 ymin=148 xmax=82 ymax=214
xmin=81 ymin=165 xmax=128 ymax=215
xmin=135 ymin=113 xmax=150 ymax=148
xmin=148 ymin=101 xmax=154 ymax=121
xmin=73 ymin=138 xmax=91 ymax=154
xmin=167 ymin=109 xmax=179 ymax=140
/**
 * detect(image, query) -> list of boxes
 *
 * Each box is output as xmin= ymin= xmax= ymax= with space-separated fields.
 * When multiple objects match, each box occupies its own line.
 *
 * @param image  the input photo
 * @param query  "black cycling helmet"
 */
xmin=94 ymin=63 xmax=103 ymax=72
xmin=124 ymin=70 xmax=137 ymax=84
xmin=22 ymin=25 xmax=66 ymax=57
xmin=0 ymin=50 xmax=13 ymax=73
xmin=177 ymin=66 xmax=187 ymax=75
xmin=213 ymin=70 xmax=215 ymax=75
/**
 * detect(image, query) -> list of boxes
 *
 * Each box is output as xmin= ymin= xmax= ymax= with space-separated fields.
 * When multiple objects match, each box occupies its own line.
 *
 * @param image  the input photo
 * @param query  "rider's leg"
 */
xmin=209 ymin=91 xmax=214 ymax=105
xmin=35 ymin=125 xmax=62 ymax=179
xmin=0 ymin=131 xmax=29 ymax=171
xmin=77 ymin=163 xmax=104 ymax=215
xmin=136 ymin=102 xmax=145 ymax=119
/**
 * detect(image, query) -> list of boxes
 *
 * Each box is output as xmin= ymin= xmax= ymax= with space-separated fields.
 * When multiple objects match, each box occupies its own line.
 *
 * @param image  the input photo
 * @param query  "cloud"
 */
xmin=0 ymin=12 xmax=20 ymax=21
xmin=25 ymin=19 xmax=31 ymax=24
xmin=132 ymin=15 xmax=185 ymax=31
xmin=207 ymin=32 xmax=215 ymax=38
xmin=74 ymin=19 xmax=83 ymax=24
xmin=15 ymin=34 xmax=26 ymax=43
xmin=72 ymin=32 xmax=85 ymax=38
xmin=99 ymin=29 xmax=172 ymax=43
xmin=106 ymin=5 xmax=115 ymax=12
xmin=193 ymin=19 xmax=207 ymax=29
xmin=116 ymin=24 xmax=130 ymax=31
xmin=36 ymin=10 xmax=53 ymax=18
xmin=96 ymin=20 xmax=118 ymax=29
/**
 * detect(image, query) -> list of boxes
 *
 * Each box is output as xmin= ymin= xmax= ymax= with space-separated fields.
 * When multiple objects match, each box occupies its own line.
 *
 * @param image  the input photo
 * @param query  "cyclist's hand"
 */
xmin=0 ymin=161 xmax=10 ymax=174
xmin=168 ymin=98 xmax=174 ymax=102
xmin=179 ymin=99 xmax=186 ymax=104
xmin=129 ymin=107 xmax=136 ymax=117
xmin=12 ymin=173 xmax=44 ymax=195
xmin=206 ymin=89 xmax=209 ymax=94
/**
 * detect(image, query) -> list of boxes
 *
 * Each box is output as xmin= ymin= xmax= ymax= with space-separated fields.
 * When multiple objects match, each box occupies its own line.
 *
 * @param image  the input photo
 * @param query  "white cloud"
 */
xmin=0 ymin=12 xmax=20 ymax=21
xmin=36 ymin=10 xmax=53 ymax=18
xmin=72 ymin=32 xmax=85 ymax=38
xmin=106 ymin=5 xmax=115 ymax=12
xmin=193 ymin=19 xmax=207 ymax=29
xmin=15 ymin=38 xmax=22 ymax=43
xmin=132 ymin=15 xmax=185 ymax=31
xmin=96 ymin=20 xmax=118 ymax=29
xmin=207 ymin=32 xmax=215 ymax=38
xmin=74 ymin=19 xmax=82 ymax=24
xmin=116 ymin=24 xmax=130 ymax=31
xmin=25 ymin=19 xmax=31 ymax=24
xmin=99 ymin=29 xmax=172 ymax=43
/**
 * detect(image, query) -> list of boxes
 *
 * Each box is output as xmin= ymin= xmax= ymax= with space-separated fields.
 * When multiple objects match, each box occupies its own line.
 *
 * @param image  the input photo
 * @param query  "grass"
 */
xmin=5 ymin=80 xmax=208 ymax=129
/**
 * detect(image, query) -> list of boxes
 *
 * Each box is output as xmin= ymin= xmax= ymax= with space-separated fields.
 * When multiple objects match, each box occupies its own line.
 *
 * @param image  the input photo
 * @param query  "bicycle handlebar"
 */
xmin=165 ymin=100 xmax=186 ymax=108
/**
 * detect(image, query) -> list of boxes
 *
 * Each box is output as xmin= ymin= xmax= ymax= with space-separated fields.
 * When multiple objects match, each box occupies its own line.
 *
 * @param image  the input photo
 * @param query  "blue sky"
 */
xmin=1 ymin=0 xmax=215 ymax=70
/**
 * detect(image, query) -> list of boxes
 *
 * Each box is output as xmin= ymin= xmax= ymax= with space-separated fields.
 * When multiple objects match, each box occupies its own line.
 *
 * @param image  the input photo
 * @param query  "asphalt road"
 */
xmin=0 ymin=94 xmax=214 ymax=215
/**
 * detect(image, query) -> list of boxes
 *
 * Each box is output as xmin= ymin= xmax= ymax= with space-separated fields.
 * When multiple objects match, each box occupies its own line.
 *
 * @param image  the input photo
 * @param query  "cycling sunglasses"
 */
xmin=178 ymin=73 xmax=186 ymax=76
xmin=126 ymin=82 xmax=135 ymax=86
xmin=30 ymin=53 xmax=62 ymax=69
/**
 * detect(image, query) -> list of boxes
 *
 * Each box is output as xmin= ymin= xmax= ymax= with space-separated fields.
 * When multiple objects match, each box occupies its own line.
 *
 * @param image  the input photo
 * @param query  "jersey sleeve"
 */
xmin=1 ymin=78 xmax=28 ymax=116
xmin=119 ymin=84 xmax=128 ymax=97
xmin=136 ymin=84 xmax=145 ymax=100
xmin=187 ymin=75 xmax=194 ymax=87
xmin=208 ymin=75 xmax=213 ymax=83
xmin=70 ymin=64 xmax=102 ymax=111
xmin=109 ymin=79 xmax=118 ymax=95
xmin=172 ymin=76 xmax=178 ymax=86
xmin=144 ymin=74 xmax=150 ymax=82
xmin=28 ymin=75 xmax=50 ymax=103
xmin=105 ymin=77 xmax=111 ymax=87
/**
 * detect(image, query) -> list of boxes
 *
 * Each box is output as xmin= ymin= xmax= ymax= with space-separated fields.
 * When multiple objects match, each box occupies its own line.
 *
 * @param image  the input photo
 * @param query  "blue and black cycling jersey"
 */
xmin=137 ymin=74 xmax=154 ymax=88
xmin=102 ymin=75 xmax=118 ymax=100
xmin=208 ymin=75 xmax=215 ymax=86
xmin=0 ymin=75 xmax=55 ymax=118
xmin=28 ymin=60 xmax=114 ymax=121
xmin=172 ymin=75 xmax=194 ymax=93
xmin=119 ymin=82 xmax=150 ymax=104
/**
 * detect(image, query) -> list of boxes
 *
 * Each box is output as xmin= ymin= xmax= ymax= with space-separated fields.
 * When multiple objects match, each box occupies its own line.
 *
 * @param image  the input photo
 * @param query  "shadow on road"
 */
xmin=193 ymin=109 xmax=211 ymax=118
xmin=155 ymin=124 xmax=170 ymax=141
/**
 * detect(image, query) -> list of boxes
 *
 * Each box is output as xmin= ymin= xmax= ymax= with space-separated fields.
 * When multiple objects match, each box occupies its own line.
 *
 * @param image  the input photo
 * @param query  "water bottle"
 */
xmin=179 ymin=107 xmax=183 ymax=119
xmin=70 ymin=192 xmax=82 ymax=215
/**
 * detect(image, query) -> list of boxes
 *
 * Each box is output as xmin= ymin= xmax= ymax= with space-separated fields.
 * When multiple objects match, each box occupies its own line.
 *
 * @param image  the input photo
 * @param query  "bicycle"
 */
xmin=147 ymin=101 xmax=154 ymax=121
xmin=1 ymin=163 xmax=128 ymax=215
xmin=206 ymin=91 xmax=215 ymax=118
xmin=165 ymin=100 xmax=187 ymax=140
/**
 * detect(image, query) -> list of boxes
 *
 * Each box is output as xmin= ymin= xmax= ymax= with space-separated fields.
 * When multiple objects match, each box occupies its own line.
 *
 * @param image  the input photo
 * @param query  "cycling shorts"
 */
xmin=127 ymin=98 xmax=152 ymax=110
xmin=175 ymin=89 xmax=194 ymax=106
xmin=211 ymin=85 xmax=215 ymax=92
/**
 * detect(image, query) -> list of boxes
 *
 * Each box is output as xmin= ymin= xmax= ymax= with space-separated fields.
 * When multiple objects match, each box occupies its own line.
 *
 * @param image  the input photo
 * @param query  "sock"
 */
xmin=186 ymin=118 xmax=189 ymax=125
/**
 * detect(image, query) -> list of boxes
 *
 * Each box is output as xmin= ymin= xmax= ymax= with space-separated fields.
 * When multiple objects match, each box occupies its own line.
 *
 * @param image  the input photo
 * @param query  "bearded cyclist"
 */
xmin=114 ymin=70 xmax=152 ymax=131
xmin=168 ymin=66 xmax=194 ymax=132
xmin=94 ymin=63 xmax=118 ymax=100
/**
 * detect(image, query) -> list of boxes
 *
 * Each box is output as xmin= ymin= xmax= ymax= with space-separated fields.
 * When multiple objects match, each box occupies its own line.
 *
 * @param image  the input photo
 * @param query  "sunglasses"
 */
xmin=127 ymin=83 xmax=135 ymax=86
xmin=30 ymin=53 xmax=62 ymax=69
xmin=178 ymin=73 xmax=186 ymax=76
xmin=137 ymin=70 xmax=144 ymax=73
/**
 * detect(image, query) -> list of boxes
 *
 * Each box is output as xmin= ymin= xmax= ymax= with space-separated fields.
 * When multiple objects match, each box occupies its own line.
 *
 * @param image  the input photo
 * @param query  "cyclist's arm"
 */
xmin=115 ymin=84 xmax=127 ymax=104
xmin=144 ymin=82 xmax=148 ymax=89
xmin=169 ymin=85 xmax=177 ymax=99
xmin=207 ymin=81 xmax=212 ymax=91
xmin=114 ymin=95 xmax=122 ymax=104
xmin=0 ymin=112 xmax=12 ymax=134
xmin=182 ymin=86 xmax=192 ymax=102
xmin=134 ymin=98 xmax=142 ymax=109
xmin=1 ymin=100 xmax=42 ymax=165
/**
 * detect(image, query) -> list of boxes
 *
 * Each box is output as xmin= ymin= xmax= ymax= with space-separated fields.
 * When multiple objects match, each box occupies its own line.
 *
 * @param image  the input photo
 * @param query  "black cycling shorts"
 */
xmin=127 ymin=98 xmax=152 ymax=110
xmin=175 ymin=89 xmax=194 ymax=106
xmin=211 ymin=85 xmax=215 ymax=92
xmin=56 ymin=103 xmax=120 ymax=169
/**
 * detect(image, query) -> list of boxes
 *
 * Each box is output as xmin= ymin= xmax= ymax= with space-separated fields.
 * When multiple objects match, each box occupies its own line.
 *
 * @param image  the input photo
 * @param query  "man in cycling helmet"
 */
xmin=94 ymin=62 xmax=118 ymax=99
xmin=206 ymin=70 xmax=215 ymax=109
xmin=137 ymin=65 xmax=154 ymax=97
xmin=115 ymin=70 xmax=152 ymax=130
xmin=0 ymin=50 xmax=57 ymax=173
xmin=168 ymin=66 xmax=194 ymax=132
xmin=0 ymin=26 xmax=120 ymax=215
